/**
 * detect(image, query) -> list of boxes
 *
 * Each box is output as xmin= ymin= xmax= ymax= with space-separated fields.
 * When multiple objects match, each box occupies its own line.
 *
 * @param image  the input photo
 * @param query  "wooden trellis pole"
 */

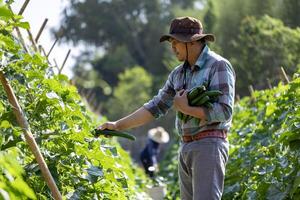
xmin=235 ymin=94 xmax=240 ymax=102
xmin=18 ymin=0 xmax=30 ymax=15
xmin=59 ymin=49 xmax=71 ymax=74
xmin=8 ymin=5 xmax=28 ymax=53
xmin=35 ymin=18 xmax=48 ymax=43
xmin=248 ymin=85 xmax=256 ymax=101
xmin=38 ymin=45 xmax=49 ymax=62
xmin=47 ymin=37 xmax=59 ymax=57
xmin=26 ymin=29 xmax=38 ymax=51
xmin=16 ymin=0 xmax=39 ymax=52
xmin=0 ymin=71 xmax=62 ymax=200
xmin=267 ymin=78 xmax=272 ymax=89
xmin=280 ymin=67 xmax=290 ymax=84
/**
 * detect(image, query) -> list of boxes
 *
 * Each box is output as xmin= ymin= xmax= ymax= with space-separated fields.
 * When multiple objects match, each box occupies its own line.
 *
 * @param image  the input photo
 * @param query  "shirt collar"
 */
xmin=194 ymin=44 xmax=209 ymax=70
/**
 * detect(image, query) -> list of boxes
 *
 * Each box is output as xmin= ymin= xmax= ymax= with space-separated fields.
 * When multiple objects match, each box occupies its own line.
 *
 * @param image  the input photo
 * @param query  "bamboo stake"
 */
xmin=53 ymin=59 xmax=59 ymax=70
xmin=47 ymin=37 xmax=59 ymax=57
xmin=280 ymin=67 xmax=290 ymax=84
xmin=14 ymin=28 xmax=29 ymax=53
xmin=248 ymin=85 xmax=254 ymax=95
xmin=0 ymin=71 xmax=62 ymax=200
xmin=248 ymin=85 xmax=256 ymax=100
xmin=88 ymin=93 xmax=96 ymax=105
xmin=235 ymin=94 xmax=240 ymax=102
xmin=52 ymin=59 xmax=60 ymax=74
xmin=18 ymin=0 xmax=30 ymax=15
xmin=95 ymin=104 xmax=102 ymax=116
xmin=8 ymin=5 xmax=28 ymax=53
xmin=35 ymin=18 xmax=48 ymax=43
xmin=267 ymin=78 xmax=272 ymax=89
xmin=26 ymin=29 xmax=38 ymax=51
xmin=85 ymin=89 xmax=93 ymax=100
xmin=39 ymin=45 xmax=50 ymax=64
xmin=17 ymin=1 xmax=36 ymax=52
xmin=59 ymin=49 xmax=71 ymax=74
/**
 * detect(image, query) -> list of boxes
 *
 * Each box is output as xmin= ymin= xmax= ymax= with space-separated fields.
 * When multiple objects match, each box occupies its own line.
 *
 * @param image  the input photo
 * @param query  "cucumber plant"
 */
xmin=0 ymin=1 xmax=152 ymax=199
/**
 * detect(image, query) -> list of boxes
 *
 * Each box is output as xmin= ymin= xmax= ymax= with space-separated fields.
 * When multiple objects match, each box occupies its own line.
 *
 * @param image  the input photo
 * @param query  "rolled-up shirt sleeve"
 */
xmin=203 ymin=60 xmax=235 ymax=123
xmin=143 ymin=72 xmax=176 ymax=119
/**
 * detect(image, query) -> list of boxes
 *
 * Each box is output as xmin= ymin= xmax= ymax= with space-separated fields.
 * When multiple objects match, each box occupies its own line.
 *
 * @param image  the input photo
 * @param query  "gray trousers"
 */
xmin=178 ymin=138 xmax=229 ymax=200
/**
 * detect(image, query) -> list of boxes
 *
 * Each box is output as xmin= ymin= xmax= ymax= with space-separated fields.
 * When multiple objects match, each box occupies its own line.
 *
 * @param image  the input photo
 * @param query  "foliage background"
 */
xmin=55 ymin=0 xmax=300 ymax=162
xmin=1 ymin=0 xmax=300 ymax=199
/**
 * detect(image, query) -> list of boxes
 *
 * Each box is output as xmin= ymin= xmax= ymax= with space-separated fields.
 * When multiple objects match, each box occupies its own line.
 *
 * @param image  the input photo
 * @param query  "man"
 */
xmin=98 ymin=16 xmax=235 ymax=200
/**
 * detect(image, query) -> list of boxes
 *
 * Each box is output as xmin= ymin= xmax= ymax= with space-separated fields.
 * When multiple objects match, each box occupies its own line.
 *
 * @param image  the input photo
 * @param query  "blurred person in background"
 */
xmin=140 ymin=127 xmax=169 ymax=178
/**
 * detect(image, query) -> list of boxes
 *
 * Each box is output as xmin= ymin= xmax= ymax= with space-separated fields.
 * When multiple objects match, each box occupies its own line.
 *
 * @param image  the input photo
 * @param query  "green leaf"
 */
xmin=87 ymin=165 xmax=104 ymax=177
xmin=0 ymin=120 xmax=11 ymax=128
xmin=14 ymin=21 xmax=30 ymax=29
xmin=0 ymin=4 xmax=13 ymax=18
xmin=46 ymin=91 xmax=59 ymax=99
xmin=109 ymin=146 xmax=118 ymax=157
xmin=266 ymin=185 xmax=286 ymax=200
xmin=0 ymin=188 xmax=10 ymax=200
xmin=0 ymin=101 xmax=4 ymax=113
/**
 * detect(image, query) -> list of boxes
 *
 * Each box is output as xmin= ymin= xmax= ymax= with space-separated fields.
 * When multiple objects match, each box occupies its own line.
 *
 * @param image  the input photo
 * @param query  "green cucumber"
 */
xmin=190 ymin=90 xmax=222 ymax=105
xmin=187 ymin=85 xmax=206 ymax=101
xmin=184 ymin=115 xmax=193 ymax=123
xmin=93 ymin=129 xmax=136 ymax=141
xmin=203 ymin=90 xmax=223 ymax=97
xmin=177 ymin=111 xmax=184 ymax=120
xmin=204 ymin=102 xmax=213 ymax=109
xmin=193 ymin=95 xmax=210 ymax=106
xmin=190 ymin=92 xmax=206 ymax=105
xmin=182 ymin=114 xmax=189 ymax=123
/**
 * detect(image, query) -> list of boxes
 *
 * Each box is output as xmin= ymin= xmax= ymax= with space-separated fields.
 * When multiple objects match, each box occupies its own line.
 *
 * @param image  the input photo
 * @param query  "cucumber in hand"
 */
xmin=92 ymin=129 xmax=136 ymax=141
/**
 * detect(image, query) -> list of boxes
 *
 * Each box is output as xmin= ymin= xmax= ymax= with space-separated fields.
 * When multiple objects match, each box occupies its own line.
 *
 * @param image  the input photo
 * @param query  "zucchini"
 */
xmin=204 ymin=102 xmax=213 ymax=109
xmin=190 ymin=90 xmax=222 ymax=105
xmin=93 ymin=129 xmax=136 ymax=141
xmin=184 ymin=115 xmax=193 ymax=123
xmin=187 ymin=85 xmax=206 ymax=101
xmin=177 ymin=111 xmax=184 ymax=120
xmin=190 ymin=92 xmax=206 ymax=105
xmin=203 ymin=90 xmax=223 ymax=97
xmin=193 ymin=95 xmax=210 ymax=106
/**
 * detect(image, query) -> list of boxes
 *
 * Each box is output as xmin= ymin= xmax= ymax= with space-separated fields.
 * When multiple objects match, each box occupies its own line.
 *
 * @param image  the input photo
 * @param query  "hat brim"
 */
xmin=160 ymin=33 xmax=215 ymax=43
xmin=148 ymin=129 xmax=170 ymax=144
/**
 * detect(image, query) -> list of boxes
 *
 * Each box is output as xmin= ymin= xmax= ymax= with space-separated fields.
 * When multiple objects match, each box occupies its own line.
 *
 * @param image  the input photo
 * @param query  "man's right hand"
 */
xmin=97 ymin=121 xmax=119 ymax=131
xmin=96 ymin=121 xmax=119 ymax=138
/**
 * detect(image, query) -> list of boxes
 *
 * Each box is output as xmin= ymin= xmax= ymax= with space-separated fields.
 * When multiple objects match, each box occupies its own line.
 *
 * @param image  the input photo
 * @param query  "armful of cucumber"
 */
xmin=92 ymin=129 xmax=136 ymax=141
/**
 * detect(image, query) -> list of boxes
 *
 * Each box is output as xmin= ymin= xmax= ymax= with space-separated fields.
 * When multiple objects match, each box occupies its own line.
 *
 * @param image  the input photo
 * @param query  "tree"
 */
xmin=203 ymin=0 xmax=216 ymax=33
xmin=104 ymin=66 xmax=153 ymax=120
xmin=58 ymin=0 xmax=197 ymax=74
xmin=279 ymin=0 xmax=300 ymax=28
xmin=232 ymin=15 xmax=300 ymax=95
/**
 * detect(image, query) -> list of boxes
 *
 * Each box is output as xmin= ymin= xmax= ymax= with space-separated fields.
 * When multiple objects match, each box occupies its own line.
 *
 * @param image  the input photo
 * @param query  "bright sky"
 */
xmin=11 ymin=0 xmax=78 ymax=79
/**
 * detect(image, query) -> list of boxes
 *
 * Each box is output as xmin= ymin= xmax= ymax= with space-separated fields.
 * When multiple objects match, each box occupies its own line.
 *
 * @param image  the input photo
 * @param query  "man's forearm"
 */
xmin=116 ymin=107 xmax=155 ymax=130
xmin=182 ymin=105 xmax=207 ymax=120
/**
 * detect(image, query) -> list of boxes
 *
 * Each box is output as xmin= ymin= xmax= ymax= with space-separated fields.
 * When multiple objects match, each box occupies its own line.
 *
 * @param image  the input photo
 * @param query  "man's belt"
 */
xmin=182 ymin=130 xmax=227 ymax=143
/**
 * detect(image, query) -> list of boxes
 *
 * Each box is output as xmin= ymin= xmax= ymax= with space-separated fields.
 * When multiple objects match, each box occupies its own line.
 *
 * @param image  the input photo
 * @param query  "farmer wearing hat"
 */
xmin=140 ymin=127 xmax=169 ymax=178
xmin=98 ymin=16 xmax=235 ymax=199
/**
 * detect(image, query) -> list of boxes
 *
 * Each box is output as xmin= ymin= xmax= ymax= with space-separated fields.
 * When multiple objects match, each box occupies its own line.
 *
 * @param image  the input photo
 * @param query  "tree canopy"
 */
xmin=56 ymin=0 xmax=300 ymax=118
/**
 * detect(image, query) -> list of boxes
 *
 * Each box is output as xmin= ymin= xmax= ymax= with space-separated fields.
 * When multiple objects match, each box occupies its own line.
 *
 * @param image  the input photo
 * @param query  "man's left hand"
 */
xmin=174 ymin=89 xmax=189 ymax=113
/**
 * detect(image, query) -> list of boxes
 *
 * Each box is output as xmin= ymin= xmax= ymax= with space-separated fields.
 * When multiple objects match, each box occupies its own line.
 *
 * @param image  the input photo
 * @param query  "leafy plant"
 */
xmin=159 ymin=72 xmax=300 ymax=199
xmin=0 ymin=1 xmax=152 ymax=199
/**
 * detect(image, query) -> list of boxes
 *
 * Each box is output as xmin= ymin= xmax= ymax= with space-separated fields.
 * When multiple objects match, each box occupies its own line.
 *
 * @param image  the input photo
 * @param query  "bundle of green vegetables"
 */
xmin=177 ymin=84 xmax=223 ymax=123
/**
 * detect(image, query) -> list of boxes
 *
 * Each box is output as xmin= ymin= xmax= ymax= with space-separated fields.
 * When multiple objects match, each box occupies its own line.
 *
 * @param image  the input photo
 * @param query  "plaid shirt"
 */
xmin=144 ymin=45 xmax=236 ymax=136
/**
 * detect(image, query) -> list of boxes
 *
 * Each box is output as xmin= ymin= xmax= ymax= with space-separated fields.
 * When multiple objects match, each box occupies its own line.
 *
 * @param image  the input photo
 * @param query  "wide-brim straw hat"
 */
xmin=148 ymin=127 xmax=170 ymax=144
xmin=160 ymin=16 xmax=215 ymax=43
